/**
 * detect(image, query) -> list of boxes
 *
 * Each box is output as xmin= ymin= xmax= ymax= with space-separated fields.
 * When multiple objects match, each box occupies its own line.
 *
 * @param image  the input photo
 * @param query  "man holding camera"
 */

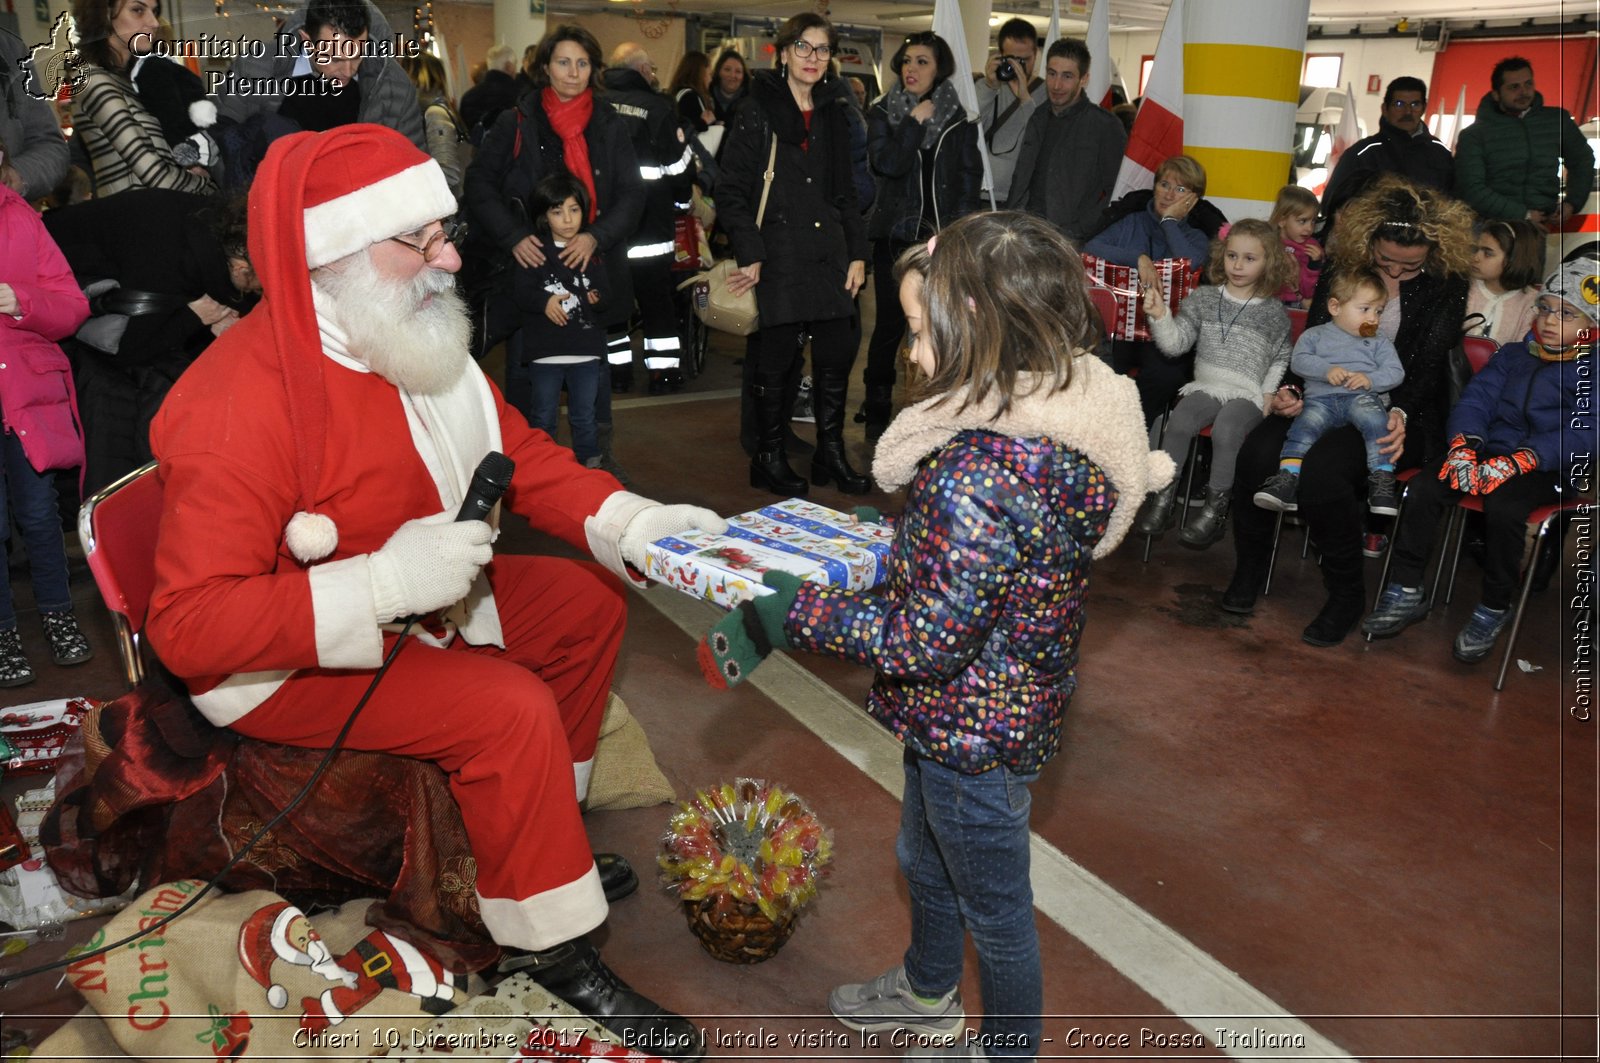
xmin=975 ymin=17 xmax=1047 ymax=205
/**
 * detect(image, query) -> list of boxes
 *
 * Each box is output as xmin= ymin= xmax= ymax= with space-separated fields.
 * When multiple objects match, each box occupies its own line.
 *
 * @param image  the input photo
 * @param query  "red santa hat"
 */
xmin=237 ymin=901 xmax=297 ymax=1009
xmin=247 ymin=124 xmax=457 ymax=563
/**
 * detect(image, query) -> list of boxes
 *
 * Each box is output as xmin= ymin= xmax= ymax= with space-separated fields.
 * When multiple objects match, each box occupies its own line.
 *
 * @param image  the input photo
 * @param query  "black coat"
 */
xmin=460 ymin=68 xmax=520 ymax=138
xmin=865 ymin=99 xmax=983 ymax=242
xmin=600 ymin=67 xmax=693 ymax=248
xmin=1320 ymin=118 xmax=1455 ymax=229
xmin=718 ymin=70 xmax=868 ymax=327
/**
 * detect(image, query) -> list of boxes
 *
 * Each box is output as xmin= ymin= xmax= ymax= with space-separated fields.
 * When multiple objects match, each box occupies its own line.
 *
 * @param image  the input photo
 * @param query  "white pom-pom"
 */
xmin=188 ymin=99 xmax=218 ymax=128
xmin=267 ymin=984 xmax=288 ymax=1009
xmin=285 ymin=511 xmax=338 ymax=563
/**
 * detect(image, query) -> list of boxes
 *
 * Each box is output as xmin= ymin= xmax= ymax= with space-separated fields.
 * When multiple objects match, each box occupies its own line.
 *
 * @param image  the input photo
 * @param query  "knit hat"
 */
xmin=248 ymin=124 xmax=456 ymax=562
xmin=1543 ymin=257 xmax=1600 ymax=324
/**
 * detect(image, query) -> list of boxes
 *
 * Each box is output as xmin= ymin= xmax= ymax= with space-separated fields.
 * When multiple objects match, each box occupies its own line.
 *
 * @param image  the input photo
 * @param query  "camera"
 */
xmin=995 ymin=57 xmax=1019 ymax=82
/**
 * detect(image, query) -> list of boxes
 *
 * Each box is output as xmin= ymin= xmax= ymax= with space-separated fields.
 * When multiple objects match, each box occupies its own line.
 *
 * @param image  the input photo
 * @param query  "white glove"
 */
xmin=369 ymin=511 xmax=494 ymax=621
xmin=618 ymin=502 xmax=728 ymax=571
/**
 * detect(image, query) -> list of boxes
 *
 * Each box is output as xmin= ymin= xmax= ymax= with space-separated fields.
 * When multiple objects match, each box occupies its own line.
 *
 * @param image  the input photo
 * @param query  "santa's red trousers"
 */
xmin=231 ymin=554 xmax=623 ymax=951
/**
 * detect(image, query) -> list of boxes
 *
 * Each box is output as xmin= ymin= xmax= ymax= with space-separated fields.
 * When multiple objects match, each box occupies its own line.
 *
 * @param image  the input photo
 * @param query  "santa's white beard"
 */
xmin=314 ymin=253 xmax=471 ymax=395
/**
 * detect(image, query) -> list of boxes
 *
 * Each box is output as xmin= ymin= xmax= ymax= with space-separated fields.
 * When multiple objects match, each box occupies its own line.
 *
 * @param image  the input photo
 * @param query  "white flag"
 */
xmin=1447 ymin=83 xmax=1467 ymax=151
xmin=932 ymin=0 xmax=997 ymax=203
xmin=1326 ymin=81 xmax=1360 ymax=172
xmin=1085 ymin=0 xmax=1112 ymax=108
xmin=1042 ymin=0 xmax=1062 ymax=58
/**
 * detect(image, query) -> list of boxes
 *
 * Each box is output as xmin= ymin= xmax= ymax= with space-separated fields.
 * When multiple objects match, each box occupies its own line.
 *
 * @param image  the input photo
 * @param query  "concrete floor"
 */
xmin=2 ymin=292 xmax=1596 ymax=1061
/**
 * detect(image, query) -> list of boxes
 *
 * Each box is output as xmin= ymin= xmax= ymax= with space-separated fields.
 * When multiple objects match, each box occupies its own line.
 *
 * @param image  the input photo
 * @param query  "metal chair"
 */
xmin=77 ymin=462 xmax=161 ymax=689
xmin=1250 ymin=307 xmax=1314 ymax=592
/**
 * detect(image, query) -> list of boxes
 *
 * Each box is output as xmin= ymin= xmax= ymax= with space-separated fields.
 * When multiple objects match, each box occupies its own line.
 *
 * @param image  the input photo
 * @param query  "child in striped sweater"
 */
xmin=1133 ymin=217 xmax=1296 ymax=548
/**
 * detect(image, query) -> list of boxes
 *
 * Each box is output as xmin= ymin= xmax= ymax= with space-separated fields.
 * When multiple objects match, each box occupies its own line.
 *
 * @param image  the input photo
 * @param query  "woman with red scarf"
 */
xmin=464 ymin=25 xmax=644 ymax=434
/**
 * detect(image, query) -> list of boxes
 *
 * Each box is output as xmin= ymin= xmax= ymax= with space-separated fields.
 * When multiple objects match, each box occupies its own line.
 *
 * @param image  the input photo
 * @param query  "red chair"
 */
xmin=77 ymin=462 xmax=160 ymax=689
xmin=1461 ymin=334 xmax=1497 ymax=374
xmin=1087 ymin=285 xmax=1119 ymax=340
xmin=1286 ymin=307 xmax=1309 ymax=344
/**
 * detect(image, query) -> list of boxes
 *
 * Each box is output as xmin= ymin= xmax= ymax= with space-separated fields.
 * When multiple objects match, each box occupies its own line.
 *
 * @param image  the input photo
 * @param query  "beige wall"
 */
xmin=433 ymin=5 xmax=688 ymax=91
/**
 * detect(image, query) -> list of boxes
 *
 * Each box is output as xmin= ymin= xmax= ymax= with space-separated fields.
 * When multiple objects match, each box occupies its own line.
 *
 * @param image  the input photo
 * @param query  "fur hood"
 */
xmin=871 ymin=351 xmax=1175 ymax=557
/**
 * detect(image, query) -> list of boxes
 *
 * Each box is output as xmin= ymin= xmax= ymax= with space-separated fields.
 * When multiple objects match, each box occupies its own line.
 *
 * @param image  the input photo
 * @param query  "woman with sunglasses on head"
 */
xmin=1220 ymin=174 xmax=1473 ymax=646
xmin=720 ymin=12 xmax=870 ymax=497
xmin=855 ymin=30 xmax=983 ymax=441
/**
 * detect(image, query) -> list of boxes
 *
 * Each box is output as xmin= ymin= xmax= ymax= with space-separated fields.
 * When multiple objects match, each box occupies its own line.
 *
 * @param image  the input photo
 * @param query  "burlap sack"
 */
xmin=38 ymin=881 xmax=473 ymax=1060
xmin=583 ymin=695 xmax=674 ymax=813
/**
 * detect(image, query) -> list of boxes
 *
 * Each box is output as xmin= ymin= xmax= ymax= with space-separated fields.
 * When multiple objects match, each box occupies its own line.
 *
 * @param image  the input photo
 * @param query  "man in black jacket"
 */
xmin=460 ymin=44 xmax=519 ymax=140
xmin=601 ymin=43 xmax=694 ymax=394
xmin=1321 ymin=77 xmax=1454 ymax=230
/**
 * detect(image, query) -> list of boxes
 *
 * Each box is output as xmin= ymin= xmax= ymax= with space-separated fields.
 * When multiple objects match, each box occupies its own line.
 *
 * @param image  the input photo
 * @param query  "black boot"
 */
xmin=811 ymin=369 xmax=871 ymax=494
xmin=1300 ymin=499 xmax=1366 ymax=647
xmin=739 ymin=338 xmax=759 ymax=457
xmin=501 ymin=938 xmax=703 ymax=1061
xmin=858 ymin=384 xmax=894 ymax=442
xmin=749 ymin=381 xmax=807 ymax=496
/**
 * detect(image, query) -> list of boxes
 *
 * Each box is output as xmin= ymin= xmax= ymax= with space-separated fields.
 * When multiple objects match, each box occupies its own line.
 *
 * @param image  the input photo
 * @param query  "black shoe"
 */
xmin=595 ymin=852 xmax=638 ymax=903
xmin=1220 ymin=564 xmax=1263 ymax=615
xmin=1301 ymin=594 xmax=1364 ymax=647
xmin=751 ymin=450 xmax=808 ymax=496
xmin=504 ymin=939 xmax=703 ymax=1061
xmin=611 ymin=367 xmax=635 ymax=393
xmin=648 ymin=369 xmax=685 ymax=395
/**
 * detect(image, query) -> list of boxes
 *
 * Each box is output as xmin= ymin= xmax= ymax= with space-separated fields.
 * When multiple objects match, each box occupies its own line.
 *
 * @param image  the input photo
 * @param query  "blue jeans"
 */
xmin=1282 ymin=391 xmax=1390 ymax=470
xmin=0 ymin=431 xmax=73 ymax=630
xmin=899 ymin=751 xmax=1041 ymax=1060
xmin=527 ymin=360 xmax=602 ymax=462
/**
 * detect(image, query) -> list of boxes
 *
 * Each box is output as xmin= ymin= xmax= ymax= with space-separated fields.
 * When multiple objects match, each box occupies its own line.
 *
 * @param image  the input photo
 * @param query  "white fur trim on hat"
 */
xmin=286 ymin=511 xmax=339 ymax=563
xmin=188 ymin=98 xmax=218 ymax=128
xmin=267 ymin=983 xmax=289 ymax=1009
xmin=303 ymin=161 xmax=458 ymax=269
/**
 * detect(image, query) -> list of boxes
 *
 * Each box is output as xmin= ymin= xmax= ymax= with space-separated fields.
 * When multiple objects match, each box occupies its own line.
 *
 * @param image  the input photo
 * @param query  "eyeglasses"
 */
xmin=1534 ymin=301 xmax=1586 ymax=322
xmin=389 ymin=220 xmax=467 ymax=263
xmin=789 ymin=40 xmax=833 ymax=59
xmin=1387 ymin=99 xmax=1427 ymax=111
xmin=1156 ymin=179 xmax=1190 ymax=196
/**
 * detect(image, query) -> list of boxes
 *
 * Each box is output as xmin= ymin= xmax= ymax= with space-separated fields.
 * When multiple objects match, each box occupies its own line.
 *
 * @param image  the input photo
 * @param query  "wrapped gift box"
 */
xmin=647 ymin=499 xmax=893 ymax=608
xmin=1081 ymin=254 xmax=1201 ymax=342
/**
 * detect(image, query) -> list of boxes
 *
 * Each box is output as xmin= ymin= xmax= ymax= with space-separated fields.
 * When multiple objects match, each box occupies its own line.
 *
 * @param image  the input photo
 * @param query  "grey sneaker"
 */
xmin=1367 ymin=470 xmax=1400 ymax=516
xmin=1253 ymin=469 xmax=1300 ymax=512
xmin=1362 ymin=582 xmax=1428 ymax=638
xmin=829 ymin=966 xmax=964 ymax=1037
xmin=1453 ymin=603 xmax=1512 ymax=663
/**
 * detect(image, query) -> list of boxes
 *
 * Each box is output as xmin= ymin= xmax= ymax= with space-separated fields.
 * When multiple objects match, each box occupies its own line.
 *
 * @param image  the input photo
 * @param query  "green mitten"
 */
xmin=698 ymin=571 xmax=803 ymax=689
xmin=853 ymin=506 xmax=882 ymax=523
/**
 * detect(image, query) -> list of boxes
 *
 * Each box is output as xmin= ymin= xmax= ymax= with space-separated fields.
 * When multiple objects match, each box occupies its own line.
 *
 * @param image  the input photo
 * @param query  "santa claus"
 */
xmin=147 ymin=124 xmax=716 ymax=1061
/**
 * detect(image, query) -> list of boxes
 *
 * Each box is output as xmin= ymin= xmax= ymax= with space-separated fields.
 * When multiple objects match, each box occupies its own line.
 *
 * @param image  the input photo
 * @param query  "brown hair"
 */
xmin=1269 ymin=185 xmax=1320 ymax=228
xmin=669 ymin=51 xmax=711 ymax=97
xmin=1327 ymin=267 xmax=1387 ymax=305
xmin=1477 ymin=218 xmax=1544 ymax=292
xmin=1207 ymin=218 xmax=1297 ymax=299
xmin=1330 ymin=173 xmax=1475 ymax=279
xmin=531 ymin=24 xmax=603 ymax=93
xmin=919 ymin=211 xmax=1098 ymax=417
xmin=73 ymin=0 xmax=158 ymax=69
xmin=399 ymin=52 xmax=451 ymax=103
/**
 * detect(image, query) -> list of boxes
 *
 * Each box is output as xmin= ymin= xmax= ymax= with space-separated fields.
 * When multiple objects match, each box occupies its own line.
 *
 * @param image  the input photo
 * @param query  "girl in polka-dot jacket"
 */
xmin=700 ymin=212 xmax=1173 ymax=1060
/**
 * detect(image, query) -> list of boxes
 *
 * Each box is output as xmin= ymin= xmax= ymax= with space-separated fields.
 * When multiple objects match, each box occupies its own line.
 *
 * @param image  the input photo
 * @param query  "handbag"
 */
xmin=677 ymin=136 xmax=776 ymax=338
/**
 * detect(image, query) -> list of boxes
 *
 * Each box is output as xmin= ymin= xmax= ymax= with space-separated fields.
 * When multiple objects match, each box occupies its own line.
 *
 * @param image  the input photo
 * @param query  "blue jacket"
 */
xmin=1447 ymin=339 xmax=1594 ymax=485
xmin=1081 ymin=200 xmax=1210 ymax=269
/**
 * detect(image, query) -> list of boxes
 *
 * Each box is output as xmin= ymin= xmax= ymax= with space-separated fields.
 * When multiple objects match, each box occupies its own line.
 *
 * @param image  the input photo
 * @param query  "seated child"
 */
xmin=1253 ymin=267 xmax=1404 ymax=516
xmin=1362 ymin=258 xmax=1597 ymax=663
xmin=1270 ymin=184 xmax=1322 ymax=308
xmin=512 ymin=172 xmax=610 ymax=467
xmin=1464 ymin=219 xmax=1542 ymax=344
xmin=1133 ymin=218 xmax=1295 ymax=549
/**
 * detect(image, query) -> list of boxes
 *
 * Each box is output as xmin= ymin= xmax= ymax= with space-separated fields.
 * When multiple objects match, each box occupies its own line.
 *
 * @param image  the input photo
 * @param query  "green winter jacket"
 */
xmin=1454 ymin=90 xmax=1595 ymax=221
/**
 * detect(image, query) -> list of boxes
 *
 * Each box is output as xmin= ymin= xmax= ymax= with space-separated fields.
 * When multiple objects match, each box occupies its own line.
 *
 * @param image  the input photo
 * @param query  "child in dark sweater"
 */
xmin=513 ymin=172 xmax=609 ymax=466
xmin=1362 ymin=257 xmax=1598 ymax=663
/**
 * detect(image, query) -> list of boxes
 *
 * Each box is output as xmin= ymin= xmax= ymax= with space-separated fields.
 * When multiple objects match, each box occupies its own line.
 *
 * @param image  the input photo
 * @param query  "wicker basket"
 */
xmin=682 ymin=894 xmax=797 ymax=964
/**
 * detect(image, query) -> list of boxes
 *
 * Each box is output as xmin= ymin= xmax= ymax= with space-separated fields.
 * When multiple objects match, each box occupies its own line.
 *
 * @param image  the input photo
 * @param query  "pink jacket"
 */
xmin=0 ymin=185 xmax=89 ymax=474
xmin=1277 ymin=235 xmax=1321 ymax=306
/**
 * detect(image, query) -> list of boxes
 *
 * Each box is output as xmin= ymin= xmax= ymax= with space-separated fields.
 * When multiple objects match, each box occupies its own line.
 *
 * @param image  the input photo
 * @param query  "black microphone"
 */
xmin=456 ymin=451 xmax=516 ymax=522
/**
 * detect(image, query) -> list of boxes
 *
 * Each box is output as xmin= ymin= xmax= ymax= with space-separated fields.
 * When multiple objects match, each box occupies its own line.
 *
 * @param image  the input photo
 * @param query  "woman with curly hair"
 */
xmin=1219 ymin=174 xmax=1474 ymax=645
